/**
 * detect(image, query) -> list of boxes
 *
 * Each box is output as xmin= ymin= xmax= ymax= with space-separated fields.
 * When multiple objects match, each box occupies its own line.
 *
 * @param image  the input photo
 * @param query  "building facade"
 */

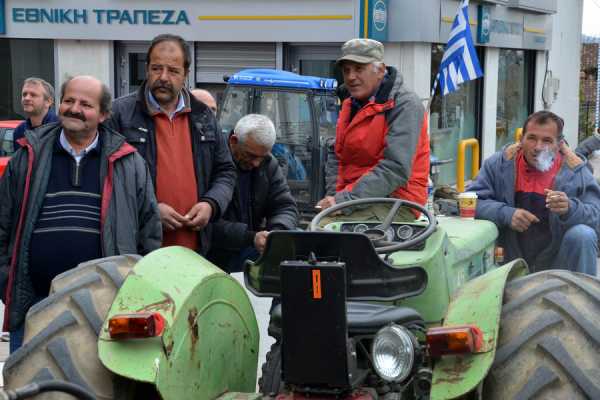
xmin=0 ymin=0 xmax=582 ymax=185
xmin=581 ymin=35 xmax=599 ymax=139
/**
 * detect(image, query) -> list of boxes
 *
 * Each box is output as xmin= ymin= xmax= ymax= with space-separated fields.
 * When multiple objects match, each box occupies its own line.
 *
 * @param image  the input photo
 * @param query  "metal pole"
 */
xmin=594 ymin=43 xmax=600 ymax=132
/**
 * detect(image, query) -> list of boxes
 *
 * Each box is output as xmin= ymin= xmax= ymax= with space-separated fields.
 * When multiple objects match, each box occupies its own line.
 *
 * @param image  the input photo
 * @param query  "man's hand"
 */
xmin=186 ymin=202 xmax=213 ymax=231
xmin=254 ymin=231 xmax=269 ymax=253
xmin=316 ymin=196 xmax=336 ymax=210
xmin=545 ymin=189 xmax=570 ymax=216
xmin=510 ymin=208 xmax=540 ymax=232
xmin=158 ymin=203 xmax=189 ymax=231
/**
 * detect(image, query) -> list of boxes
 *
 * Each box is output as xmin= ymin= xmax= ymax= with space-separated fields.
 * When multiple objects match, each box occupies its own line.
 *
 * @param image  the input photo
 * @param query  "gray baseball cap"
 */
xmin=336 ymin=38 xmax=384 ymax=65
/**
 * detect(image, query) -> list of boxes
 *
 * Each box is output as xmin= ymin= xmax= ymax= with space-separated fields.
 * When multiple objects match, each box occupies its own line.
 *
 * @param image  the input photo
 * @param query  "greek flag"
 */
xmin=432 ymin=0 xmax=483 ymax=96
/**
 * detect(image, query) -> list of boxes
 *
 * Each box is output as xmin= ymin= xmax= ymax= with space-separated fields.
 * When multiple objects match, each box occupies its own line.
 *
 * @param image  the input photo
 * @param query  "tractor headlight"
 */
xmin=372 ymin=324 xmax=415 ymax=382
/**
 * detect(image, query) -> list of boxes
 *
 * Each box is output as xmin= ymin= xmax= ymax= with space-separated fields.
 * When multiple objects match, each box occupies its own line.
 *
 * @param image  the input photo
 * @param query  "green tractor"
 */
xmin=4 ymin=197 xmax=600 ymax=399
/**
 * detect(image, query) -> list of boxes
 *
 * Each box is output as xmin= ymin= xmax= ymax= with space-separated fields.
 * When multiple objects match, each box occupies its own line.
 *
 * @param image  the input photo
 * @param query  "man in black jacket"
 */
xmin=208 ymin=114 xmax=298 ymax=273
xmin=106 ymin=34 xmax=236 ymax=255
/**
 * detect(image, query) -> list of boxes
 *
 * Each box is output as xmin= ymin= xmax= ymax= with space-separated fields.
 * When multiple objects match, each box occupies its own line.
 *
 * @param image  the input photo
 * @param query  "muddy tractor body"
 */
xmin=10 ymin=198 xmax=599 ymax=400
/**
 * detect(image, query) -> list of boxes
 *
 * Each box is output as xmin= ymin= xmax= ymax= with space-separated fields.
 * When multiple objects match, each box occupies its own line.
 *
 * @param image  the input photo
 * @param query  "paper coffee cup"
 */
xmin=457 ymin=192 xmax=477 ymax=218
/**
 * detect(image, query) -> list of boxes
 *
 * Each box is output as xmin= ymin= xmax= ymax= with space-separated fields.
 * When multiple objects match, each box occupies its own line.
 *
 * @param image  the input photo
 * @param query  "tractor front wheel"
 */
xmin=484 ymin=270 xmax=600 ymax=399
xmin=3 ymin=255 xmax=140 ymax=399
xmin=259 ymin=341 xmax=284 ymax=396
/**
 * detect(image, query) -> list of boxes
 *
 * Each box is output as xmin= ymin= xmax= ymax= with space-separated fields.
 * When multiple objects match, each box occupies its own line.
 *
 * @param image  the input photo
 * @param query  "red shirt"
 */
xmin=155 ymin=111 xmax=199 ymax=249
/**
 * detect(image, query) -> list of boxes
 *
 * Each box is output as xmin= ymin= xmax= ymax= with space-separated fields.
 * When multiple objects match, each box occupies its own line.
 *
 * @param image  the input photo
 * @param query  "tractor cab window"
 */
xmin=314 ymin=94 xmax=338 ymax=140
xmin=255 ymin=90 xmax=312 ymax=206
xmin=0 ymin=128 xmax=15 ymax=156
xmin=219 ymin=86 xmax=253 ymax=134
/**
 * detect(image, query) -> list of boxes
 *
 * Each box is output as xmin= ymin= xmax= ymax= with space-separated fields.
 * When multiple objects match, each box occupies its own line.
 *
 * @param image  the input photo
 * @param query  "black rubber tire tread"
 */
xmin=484 ymin=270 xmax=600 ymax=400
xmin=3 ymin=254 xmax=140 ymax=400
xmin=258 ymin=341 xmax=283 ymax=396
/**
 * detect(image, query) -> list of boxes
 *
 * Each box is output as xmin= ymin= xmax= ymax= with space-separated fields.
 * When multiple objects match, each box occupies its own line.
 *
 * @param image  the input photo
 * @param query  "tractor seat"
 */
xmin=269 ymin=301 xmax=424 ymax=336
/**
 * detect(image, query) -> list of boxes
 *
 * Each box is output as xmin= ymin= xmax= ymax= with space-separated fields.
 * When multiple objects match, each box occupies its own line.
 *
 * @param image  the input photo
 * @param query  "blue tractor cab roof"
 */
xmin=227 ymin=69 xmax=337 ymax=91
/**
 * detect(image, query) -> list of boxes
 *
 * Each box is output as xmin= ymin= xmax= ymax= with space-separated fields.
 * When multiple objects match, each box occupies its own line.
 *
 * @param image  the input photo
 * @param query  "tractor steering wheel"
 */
xmin=309 ymin=198 xmax=436 ymax=254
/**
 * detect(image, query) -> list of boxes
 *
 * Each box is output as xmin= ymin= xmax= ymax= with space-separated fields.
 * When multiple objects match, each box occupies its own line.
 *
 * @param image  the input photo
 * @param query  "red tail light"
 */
xmin=426 ymin=325 xmax=483 ymax=358
xmin=108 ymin=312 xmax=166 ymax=339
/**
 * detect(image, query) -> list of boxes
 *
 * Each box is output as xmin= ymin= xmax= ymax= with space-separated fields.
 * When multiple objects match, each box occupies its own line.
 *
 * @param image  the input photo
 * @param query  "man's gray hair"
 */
xmin=234 ymin=114 xmax=276 ymax=149
xmin=371 ymin=62 xmax=385 ymax=73
xmin=24 ymin=77 xmax=55 ymax=101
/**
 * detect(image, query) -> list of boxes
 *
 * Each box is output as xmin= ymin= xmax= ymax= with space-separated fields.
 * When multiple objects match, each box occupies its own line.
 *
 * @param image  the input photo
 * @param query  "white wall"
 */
xmin=482 ymin=48 xmax=500 ymax=161
xmin=384 ymin=42 xmax=432 ymax=101
xmin=54 ymin=40 xmax=114 ymax=100
xmin=542 ymin=0 xmax=584 ymax=145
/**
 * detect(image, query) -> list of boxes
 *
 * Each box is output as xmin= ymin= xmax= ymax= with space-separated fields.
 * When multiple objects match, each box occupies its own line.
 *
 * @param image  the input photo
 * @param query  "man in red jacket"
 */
xmin=317 ymin=39 xmax=429 ymax=217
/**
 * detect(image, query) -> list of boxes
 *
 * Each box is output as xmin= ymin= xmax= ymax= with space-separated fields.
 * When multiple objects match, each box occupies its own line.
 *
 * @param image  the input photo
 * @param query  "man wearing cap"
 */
xmin=316 ymin=39 xmax=430 ymax=218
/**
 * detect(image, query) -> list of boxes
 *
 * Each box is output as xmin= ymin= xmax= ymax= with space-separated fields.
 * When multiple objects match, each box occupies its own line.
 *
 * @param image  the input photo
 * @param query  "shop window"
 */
xmin=0 ymin=39 xmax=55 ymax=120
xmin=496 ymin=49 xmax=534 ymax=150
xmin=430 ymin=44 xmax=482 ymax=186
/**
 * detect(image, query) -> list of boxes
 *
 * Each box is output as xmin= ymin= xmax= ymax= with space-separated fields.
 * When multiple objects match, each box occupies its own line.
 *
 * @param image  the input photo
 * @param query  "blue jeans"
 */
xmin=9 ymin=295 xmax=46 ymax=353
xmin=556 ymin=224 xmax=598 ymax=276
xmin=9 ymin=324 xmax=24 ymax=353
xmin=228 ymin=246 xmax=260 ymax=274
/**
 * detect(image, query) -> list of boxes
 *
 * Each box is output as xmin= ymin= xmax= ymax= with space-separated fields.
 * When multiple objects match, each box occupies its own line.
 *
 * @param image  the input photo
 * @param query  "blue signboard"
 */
xmin=360 ymin=0 xmax=388 ymax=41
xmin=477 ymin=5 xmax=491 ymax=44
xmin=0 ymin=0 xmax=5 ymax=34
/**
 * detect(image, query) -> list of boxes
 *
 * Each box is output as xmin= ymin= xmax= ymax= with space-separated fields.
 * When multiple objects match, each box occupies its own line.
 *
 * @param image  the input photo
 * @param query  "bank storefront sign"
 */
xmin=0 ymin=0 xmax=355 ymax=42
xmin=12 ymin=8 xmax=190 ymax=25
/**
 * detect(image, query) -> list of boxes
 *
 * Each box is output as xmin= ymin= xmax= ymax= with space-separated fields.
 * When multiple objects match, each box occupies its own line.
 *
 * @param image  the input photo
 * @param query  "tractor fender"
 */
xmin=430 ymin=258 xmax=528 ymax=400
xmin=98 ymin=246 xmax=259 ymax=399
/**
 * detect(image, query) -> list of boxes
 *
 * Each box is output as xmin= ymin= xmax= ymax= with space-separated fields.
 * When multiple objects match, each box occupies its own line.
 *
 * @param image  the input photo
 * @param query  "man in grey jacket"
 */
xmin=317 ymin=38 xmax=430 ymax=215
xmin=0 ymin=75 xmax=162 ymax=352
xmin=468 ymin=111 xmax=600 ymax=275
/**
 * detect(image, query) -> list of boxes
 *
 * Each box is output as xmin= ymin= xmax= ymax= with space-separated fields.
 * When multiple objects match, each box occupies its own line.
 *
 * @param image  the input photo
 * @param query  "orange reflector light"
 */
xmin=426 ymin=325 xmax=483 ymax=358
xmin=108 ymin=312 xmax=165 ymax=340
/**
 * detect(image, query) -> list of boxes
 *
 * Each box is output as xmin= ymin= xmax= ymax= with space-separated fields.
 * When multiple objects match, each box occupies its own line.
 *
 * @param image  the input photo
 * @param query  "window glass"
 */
xmin=313 ymin=94 xmax=338 ymax=140
xmin=299 ymin=60 xmax=343 ymax=83
xmin=218 ymin=86 xmax=253 ymax=135
xmin=1 ymin=128 xmax=15 ymax=156
xmin=128 ymin=53 xmax=147 ymax=92
xmin=496 ymin=49 xmax=531 ymax=150
xmin=255 ymin=90 xmax=312 ymax=205
xmin=430 ymin=44 xmax=480 ymax=186
xmin=0 ymin=39 xmax=54 ymax=120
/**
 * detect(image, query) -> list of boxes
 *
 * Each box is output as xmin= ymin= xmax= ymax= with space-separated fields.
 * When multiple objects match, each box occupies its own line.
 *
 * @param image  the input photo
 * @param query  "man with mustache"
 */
xmin=12 ymin=77 xmax=60 ymax=144
xmin=0 ymin=75 xmax=162 ymax=351
xmin=468 ymin=111 xmax=600 ymax=275
xmin=108 ymin=34 xmax=236 ymax=255
xmin=316 ymin=39 xmax=430 ymax=218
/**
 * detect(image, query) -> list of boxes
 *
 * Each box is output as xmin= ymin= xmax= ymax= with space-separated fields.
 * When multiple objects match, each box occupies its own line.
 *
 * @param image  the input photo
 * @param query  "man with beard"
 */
xmin=468 ymin=111 xmax=600 ymax=275
xmin=207 ymin=114 xmax=297 ymax=273
xmin=107 ymin=34 xmax=236 ymax=255
xmin=13 ymin=77 xmax=60 ymax=143
xmin=0 ymin=75 xmax=162 ymax=351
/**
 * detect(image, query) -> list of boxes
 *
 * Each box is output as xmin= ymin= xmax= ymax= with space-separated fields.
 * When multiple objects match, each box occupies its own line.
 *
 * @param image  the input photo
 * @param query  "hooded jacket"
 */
xmin=106 ymin=83 xmax=236 ymax=255
xmin=0 ymin=122 xmax=162 ymax=330
xmin=326 ymin=66 xmax=430 ymax=206
xmin=467 ymin=143 xmax=600 ymax=269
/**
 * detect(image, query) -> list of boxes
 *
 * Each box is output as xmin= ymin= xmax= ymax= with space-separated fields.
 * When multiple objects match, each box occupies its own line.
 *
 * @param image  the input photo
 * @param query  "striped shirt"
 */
xmin=28 ymin=135 xmax=102 ymax=296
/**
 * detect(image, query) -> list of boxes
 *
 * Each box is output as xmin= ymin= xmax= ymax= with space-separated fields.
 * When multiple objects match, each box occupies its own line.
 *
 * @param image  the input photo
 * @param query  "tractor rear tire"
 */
xmin=258 ymin=341 xmax=283 ymax=396
xmin=484 ymin=270 xmax=600 ymax=399
xmin=3 ymin=255 xmax=140 ymax=400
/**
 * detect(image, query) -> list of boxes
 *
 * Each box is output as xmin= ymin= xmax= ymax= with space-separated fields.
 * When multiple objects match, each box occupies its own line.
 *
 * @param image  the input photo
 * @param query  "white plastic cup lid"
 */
xmin=458 ymin=192 xmax=478 ymax=198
